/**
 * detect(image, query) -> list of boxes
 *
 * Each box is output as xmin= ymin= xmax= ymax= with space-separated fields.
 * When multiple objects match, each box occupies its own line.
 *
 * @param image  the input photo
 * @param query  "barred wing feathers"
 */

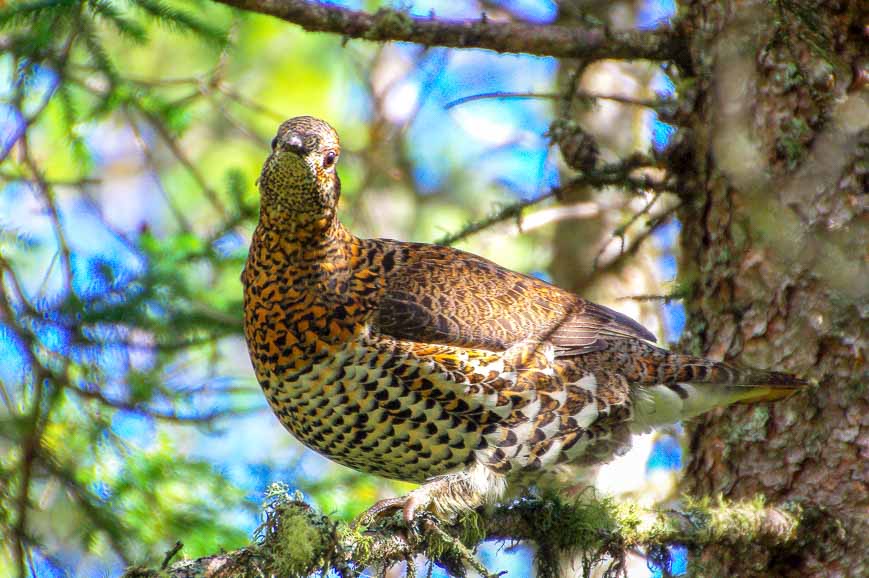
xmin=371 ymin=240 xmax=656 ymax=354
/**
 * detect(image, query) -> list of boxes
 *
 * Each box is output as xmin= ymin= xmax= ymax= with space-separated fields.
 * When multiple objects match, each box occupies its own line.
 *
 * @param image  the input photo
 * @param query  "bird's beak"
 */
xmin=284 ymin=133 xmax=308 ymax=156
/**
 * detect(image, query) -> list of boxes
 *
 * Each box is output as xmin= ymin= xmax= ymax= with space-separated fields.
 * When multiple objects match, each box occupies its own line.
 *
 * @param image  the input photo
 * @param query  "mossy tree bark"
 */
xmin=675 ymin=1 xmax=867 ymax=575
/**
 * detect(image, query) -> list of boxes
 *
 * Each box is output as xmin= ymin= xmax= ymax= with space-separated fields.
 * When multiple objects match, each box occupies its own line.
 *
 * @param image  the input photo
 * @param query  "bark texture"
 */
xmin=677 ymin=1 xmax=868 ymax=576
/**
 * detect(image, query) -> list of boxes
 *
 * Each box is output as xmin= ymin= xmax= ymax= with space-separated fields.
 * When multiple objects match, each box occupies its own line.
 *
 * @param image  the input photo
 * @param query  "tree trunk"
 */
xmin=677 ymin=1 xmax=867 ymax=576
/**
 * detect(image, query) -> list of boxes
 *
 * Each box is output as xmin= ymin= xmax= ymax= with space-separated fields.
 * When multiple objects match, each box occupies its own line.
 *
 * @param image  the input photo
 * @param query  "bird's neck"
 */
xmin=256 ymin=169 xmax=344 ymax=242
xmin=258 ymin=204 xmax=345 ymax=239
xmin=253 ymin=208 xmax=355 ymax=261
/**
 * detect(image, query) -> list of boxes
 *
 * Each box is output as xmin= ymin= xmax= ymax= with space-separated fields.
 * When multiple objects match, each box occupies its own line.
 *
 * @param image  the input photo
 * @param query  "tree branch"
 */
xmin=212 ymin=0 xmax=682 ymax=61
xmin=124 ymin=491 xmax=803 ymax=578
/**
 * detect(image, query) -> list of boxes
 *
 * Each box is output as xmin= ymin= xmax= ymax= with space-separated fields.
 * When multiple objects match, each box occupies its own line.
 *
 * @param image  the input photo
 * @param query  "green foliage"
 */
xmin=129 ymin=0 xmax=225 ymax=42
xmin=0 ymin=1 xmax=571 ymax=575
xmin=0 ymin=0 xmax=230 ymax=139
xmin=0 ymin=2 xmax=256 ymax=574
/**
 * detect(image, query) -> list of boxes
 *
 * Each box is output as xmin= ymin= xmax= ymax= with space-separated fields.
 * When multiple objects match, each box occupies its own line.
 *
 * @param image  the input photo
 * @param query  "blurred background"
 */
xmin=0 ymin=0 xmax=686 ymax=576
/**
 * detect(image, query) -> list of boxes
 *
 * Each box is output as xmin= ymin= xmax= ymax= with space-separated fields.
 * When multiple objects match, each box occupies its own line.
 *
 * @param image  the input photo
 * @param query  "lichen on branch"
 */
xmin=123 ymin=485 xmax=803 ymax=578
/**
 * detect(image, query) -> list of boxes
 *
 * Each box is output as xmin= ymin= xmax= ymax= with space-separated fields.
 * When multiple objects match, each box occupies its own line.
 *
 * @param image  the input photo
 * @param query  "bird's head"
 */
xmin=258 ymin=116 xmax=342 ymax=233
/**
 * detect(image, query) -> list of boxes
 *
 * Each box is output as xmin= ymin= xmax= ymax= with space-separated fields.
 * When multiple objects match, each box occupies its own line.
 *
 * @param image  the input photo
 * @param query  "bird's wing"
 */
xmin=371 ymin=240 xmax=656 ymax=354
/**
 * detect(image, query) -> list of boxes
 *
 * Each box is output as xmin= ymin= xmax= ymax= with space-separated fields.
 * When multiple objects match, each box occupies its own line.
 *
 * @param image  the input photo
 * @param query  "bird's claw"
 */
xmin=354 ymin=496 xmax=406 ymax=529
xmin=413 ymin=511 xmax=440 ymax=538
xmin=354 ymin=487 xmax=435 ymax=531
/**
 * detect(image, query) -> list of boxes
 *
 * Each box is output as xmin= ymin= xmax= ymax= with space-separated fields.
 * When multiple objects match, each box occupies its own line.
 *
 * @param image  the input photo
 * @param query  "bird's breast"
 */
xmin=253 ymin=337 xmax=489 ymax=482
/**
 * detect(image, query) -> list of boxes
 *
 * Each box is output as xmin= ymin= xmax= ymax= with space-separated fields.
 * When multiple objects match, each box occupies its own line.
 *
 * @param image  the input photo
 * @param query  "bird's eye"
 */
xmin=323 ymin=151 xmax=337 ymax=168
xmin=271 ymin=136 xmax=278 ymax=151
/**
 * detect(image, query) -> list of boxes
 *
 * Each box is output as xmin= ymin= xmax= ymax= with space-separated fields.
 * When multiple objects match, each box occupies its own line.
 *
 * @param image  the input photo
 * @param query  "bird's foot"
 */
xmin=355 ymin=470 xmax=505 ymax=578
xmin=355 ymin=468 xmax=497 ymax=531
xmin=355 ymin=483 xmax=439 ymax=529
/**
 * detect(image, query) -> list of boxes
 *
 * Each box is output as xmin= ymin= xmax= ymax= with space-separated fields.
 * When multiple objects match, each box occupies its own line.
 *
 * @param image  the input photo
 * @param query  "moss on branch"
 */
xmin=123 ymin=485 xmax=803 ymax=578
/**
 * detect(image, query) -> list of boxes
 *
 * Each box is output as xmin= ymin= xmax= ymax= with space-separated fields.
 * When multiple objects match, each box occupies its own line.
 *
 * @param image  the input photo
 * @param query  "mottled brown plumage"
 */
xmin=242 ymin=116 xmax=806 ymax=522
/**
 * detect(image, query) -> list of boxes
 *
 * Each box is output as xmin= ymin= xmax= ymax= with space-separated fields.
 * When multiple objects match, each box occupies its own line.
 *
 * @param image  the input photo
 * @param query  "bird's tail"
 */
xmin=663 ymin=353 xmax=807 ymax=402
xmin=630 ymin=351 xmax=807 ymax=432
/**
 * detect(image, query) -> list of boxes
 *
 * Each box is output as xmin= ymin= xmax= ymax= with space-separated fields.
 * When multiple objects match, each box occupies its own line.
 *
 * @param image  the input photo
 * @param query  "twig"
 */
xmin=445 ymin=90 xmax=669 ymax=110
xmin=11 ymin=364 xmax=48 ymax=578
xmin=436 ymin=159 xmax=668 ymax=246
xmin=65 ymin=382 xmax=259 ymax=425
xmin=445 ymin=91 xmax=558 ymax=109
xmin=518 ymin=202 xmax=600 ymax=233
xmin=594 ymin=201 xmax=681 ymax=276
xmin=0 ymin=172 xmax=101 ymax=187
xmin=436 ymin=191 xmax=555 ymax=246
xmin=0 ymin=265 xmax=58 ymax=578
xmin=618 ymin=292 xmax=685 ymax=303
xmin=20 ymin=138 xmax=74 ymax=295
xmin=592 ymin=190 xmax=663 ymax=270
xmin=0 ymin=30 xmax=76 ymax=164
xmin=215 ymin=82 xmax=286 ymax=122
xmin=138 ymin=109 xmax=229 ymax=216
xmin=161 ymin=541 xmax=184 ymax=570
xmin=36 ymin=445 xmax=132 ymax=563
xmin=125 ymin=112 xmax=195 ymax=233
